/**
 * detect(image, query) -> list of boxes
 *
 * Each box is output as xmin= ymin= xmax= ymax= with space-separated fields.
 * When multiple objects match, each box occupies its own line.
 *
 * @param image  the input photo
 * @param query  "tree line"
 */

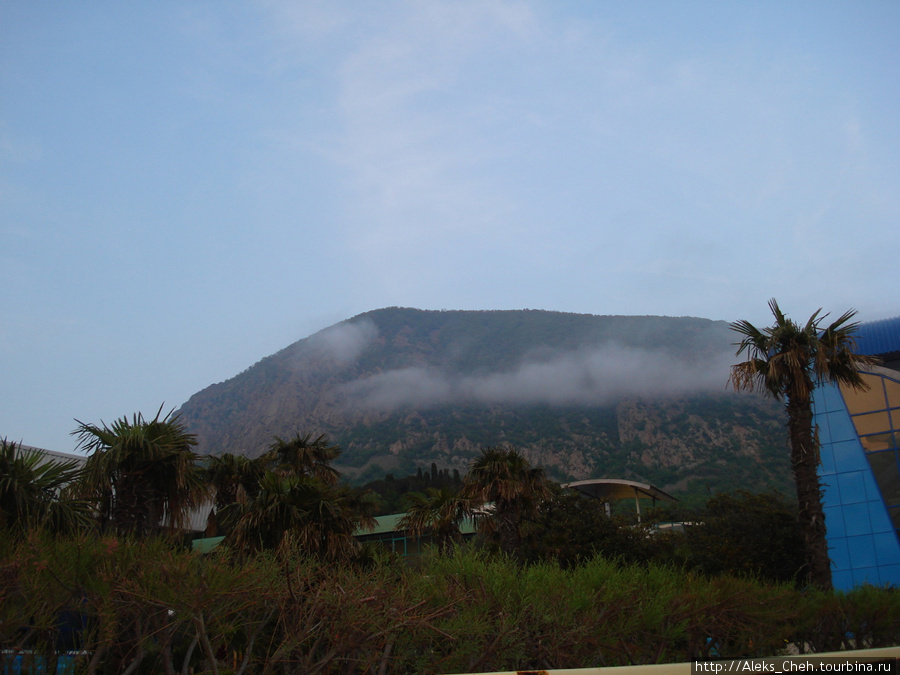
xmin=0 ymin=426 xmax=812 ymax=587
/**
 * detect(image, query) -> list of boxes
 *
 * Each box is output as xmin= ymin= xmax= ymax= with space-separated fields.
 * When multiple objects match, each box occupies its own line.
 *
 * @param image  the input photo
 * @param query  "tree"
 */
xmin=685 ymin=490 xmax=806 ymax=585
xmin=0 ymin=439 xmax=92 ymax=534
xmin=460 ymin=446 xmax=553 ymax=557
xmin=260 ymin=433 xmax=341 ymax=485
xmin=204 ymin=452 xmax=265 ymax=535
xmin=526 ymin=483 xmax=656 ymax=567
xmin=226 ymin=433 xmax=375 ymax=558
xmin=73 ymin=407 xmax=210 ymax=537
xmin=729 ymin=299 xmax=878 ymax=589
xmin=228 ymin=472 xmax=376 ymax=558
xmin=398 ymin=487 xmax=472 ymax=552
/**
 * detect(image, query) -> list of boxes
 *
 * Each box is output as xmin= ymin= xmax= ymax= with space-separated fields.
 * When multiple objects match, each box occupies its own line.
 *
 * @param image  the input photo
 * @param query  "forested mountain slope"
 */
xmin=177 ymin=308 xmax=790 ymax=495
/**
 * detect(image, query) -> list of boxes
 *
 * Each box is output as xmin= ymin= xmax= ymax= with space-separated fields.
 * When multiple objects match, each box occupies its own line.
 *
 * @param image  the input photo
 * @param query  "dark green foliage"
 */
xmin=525 ymin=486 xmax=662 ymax=567
xmin=3 ymin=533 xmax=898 ymax=673
xmin=361 ymin=467 xmax=463 ymax=515
xmin=684 ymin=490 xmax=807 ymax=585
xmin=203 ymin=452 xmax=265 ymax=535
xmin=0 ymin=439 xmax=92 ymax=535
xmin=228 ymin=472 xmax=375 ymax=559
xmin=73 ymin=408 xmax=210 ymax=537
xmin=460 ymin=446 xmax=553 ymax=558
xmin=398 ymin=487 xmax=472 ymax=551
xmin=218 ymin=434 xmax=376 ymax=559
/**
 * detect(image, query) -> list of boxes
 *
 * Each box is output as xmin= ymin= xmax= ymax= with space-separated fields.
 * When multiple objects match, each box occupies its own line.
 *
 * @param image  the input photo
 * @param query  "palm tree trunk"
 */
xmin=787 ymin=395 xmax=833 ymax=590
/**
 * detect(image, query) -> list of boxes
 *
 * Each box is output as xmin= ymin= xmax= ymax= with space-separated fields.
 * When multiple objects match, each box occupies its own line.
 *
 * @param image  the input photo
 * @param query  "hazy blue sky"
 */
xmin=2 ymin=1 xmax=898 ymax=453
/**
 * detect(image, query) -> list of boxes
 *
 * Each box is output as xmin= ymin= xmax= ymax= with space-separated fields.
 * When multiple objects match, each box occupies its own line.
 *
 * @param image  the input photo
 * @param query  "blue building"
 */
xmin=813 ymin=316 xmax=900 ymax=589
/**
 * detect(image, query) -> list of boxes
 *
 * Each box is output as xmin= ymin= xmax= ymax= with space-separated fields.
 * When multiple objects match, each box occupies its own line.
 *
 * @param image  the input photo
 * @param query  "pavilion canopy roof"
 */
xmin=563 ymin=478 xmax=677 ymax=503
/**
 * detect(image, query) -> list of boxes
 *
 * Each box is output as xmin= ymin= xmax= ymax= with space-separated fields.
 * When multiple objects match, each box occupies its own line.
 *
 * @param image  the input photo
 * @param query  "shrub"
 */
xmin=1 ymin=529 xmax=897 ymax=674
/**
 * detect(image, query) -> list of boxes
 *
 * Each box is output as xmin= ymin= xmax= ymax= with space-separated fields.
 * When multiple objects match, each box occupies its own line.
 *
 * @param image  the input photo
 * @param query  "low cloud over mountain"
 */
xmin=342 ymin=343 xmax=735 ymax=411
xmin=178 ymin=308 xmax=787 ymax=494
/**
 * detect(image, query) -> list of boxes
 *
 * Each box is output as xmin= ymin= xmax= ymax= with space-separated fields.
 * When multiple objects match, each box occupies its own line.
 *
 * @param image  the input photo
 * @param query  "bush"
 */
xmin=1 ymin=529 xmax=897 ymax=674
xmin=683 ymin=490 xmax=807 ymax=585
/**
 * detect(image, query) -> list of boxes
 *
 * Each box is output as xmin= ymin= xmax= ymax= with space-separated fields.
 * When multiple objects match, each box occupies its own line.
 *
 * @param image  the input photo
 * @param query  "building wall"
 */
xmin=815 ymin=372 xmax=900 ymax=589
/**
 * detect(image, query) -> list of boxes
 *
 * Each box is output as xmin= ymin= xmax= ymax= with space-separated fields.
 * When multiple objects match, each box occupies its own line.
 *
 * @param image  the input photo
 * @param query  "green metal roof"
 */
xmin=191 ymin=535 xmax=225 ymax=553
xmin=355 ymin=512 xmax=477 ymax=536
xmin=191 ymin=512 xmax=477 ymax=553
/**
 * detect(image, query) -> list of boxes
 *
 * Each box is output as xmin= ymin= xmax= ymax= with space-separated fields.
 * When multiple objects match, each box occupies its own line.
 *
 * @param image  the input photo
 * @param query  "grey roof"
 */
xmin=563 ymin=478 xmax=677 ymax=502
xmin=9 ymin=443 xmax=88 ymax=467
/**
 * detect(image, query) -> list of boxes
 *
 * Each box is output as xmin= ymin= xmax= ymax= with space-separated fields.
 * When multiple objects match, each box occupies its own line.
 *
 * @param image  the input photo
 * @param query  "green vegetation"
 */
xmin=3 ymin=406 xmax=897 ymax=672
xmin=362 ymin=465 xmax=462 ymax=515
xmin=460 ymin=446 xmax=553 ymax=557
xmin=730 ymin=300 xmax=879 ymax=590
xmin=682 ymin=490 xmax=807 ymax=585
xmin=2 ymin=532 xmax=898 ymax=674
xmin=0 ymin=439 xmax=92 ymax=534
xmin=73 ymin=408 xmax=210 ymax=537
xmin=398 ymin=486 xmax=472 ymax=551
xmin=210 ymin=434 xmax=376 ymax=559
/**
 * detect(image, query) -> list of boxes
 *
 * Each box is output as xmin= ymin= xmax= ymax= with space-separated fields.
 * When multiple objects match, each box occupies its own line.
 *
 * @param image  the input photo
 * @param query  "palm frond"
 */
xmin=0 ymin=438 xmax=92 ymax=533
xmin=71 ymin=408 xmax=207 ymax=535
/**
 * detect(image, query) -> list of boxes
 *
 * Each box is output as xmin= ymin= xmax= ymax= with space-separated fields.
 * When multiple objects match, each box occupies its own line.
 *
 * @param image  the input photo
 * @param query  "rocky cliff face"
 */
xmin=177 ymin=308 xmax=791 ymax=496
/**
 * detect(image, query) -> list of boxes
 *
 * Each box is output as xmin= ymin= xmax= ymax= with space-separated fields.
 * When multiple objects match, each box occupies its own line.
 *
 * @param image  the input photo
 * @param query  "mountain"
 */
xmin=177 ymin=308 xmax=791 ymax=497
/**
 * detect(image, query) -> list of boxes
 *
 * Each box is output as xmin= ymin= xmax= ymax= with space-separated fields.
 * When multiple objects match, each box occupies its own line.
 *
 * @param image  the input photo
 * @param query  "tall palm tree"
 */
xmin=0 ymin=439 xmax=92 ymax=534
xmin=73 ymin=407 xmax=210 ymax=537
xmin=399 ymin=487 xmax=472 ymax=552
xmin=729 ymin=299 xmax=879 ymax=590
xmin=460 ymin=446 xmax=553 ymax=557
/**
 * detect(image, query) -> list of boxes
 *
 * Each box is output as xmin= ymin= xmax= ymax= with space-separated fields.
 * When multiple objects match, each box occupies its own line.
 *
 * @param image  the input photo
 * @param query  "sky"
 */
xmin=2 ymin=1 xmax=899 ymax=454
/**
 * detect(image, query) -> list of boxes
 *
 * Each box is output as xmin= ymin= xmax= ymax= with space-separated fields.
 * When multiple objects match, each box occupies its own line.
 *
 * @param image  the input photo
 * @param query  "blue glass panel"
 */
xmin=851 ymin=566 xmax=881 ymax=586
xmin=819 ymin=443 xmax=836 ymax=475
xmin=847 ymin=535 xmax=878 ymax=568
xmin=842 ymin=501 xmax=872 ymax=537
xmin=824 ymin=505 xmax=846 ymax=538
xmin=838 ymin=472 xmax=868 ymax=506
xmin=821 ymin=479 xmax=841 ymax=509
xmin=817 ymin=413 xmax=833 ymax=442
xmin=828 ymin=537 xmax=851 ymax=571
xmin=832 ymin=569 xmax=855 ymax=591
xmin=815 ymin=384 xmax=845 ymax=414
xmin=876 ymin=563 xmax=900 ymax=587
xmin=872 ymin=531 xmax=900 ymax=566
xmin=826 ymin=411 xmax=858 ymax=443
xmin=832 ymin=440 xmax=868 ymax=473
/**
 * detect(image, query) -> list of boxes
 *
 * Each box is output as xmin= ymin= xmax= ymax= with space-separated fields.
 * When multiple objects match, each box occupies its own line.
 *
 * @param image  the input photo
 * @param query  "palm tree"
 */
xmin=399 ymin=487 xmax=472 ymax=552
xmin=0 ymin=439 xmax=92 ymax=534
xmin=729 ymin=299 xmax=879 ymax=590
xmin=203 ymin=452 xmax=269 ymax=535
xmin=228 ymin=472 xmax=375 ymax=559
xmin=73 ymin=407 xmax=210 ymax=537
xmin=260 ymin=433 xmax=341 ymax=485
xmin=460 ymin=446 xmax=553 ymax=557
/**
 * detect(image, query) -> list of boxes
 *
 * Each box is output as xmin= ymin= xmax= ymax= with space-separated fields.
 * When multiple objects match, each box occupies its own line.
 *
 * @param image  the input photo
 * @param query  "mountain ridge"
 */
xmin=177 ymin=307 xmax=790 ymax=496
